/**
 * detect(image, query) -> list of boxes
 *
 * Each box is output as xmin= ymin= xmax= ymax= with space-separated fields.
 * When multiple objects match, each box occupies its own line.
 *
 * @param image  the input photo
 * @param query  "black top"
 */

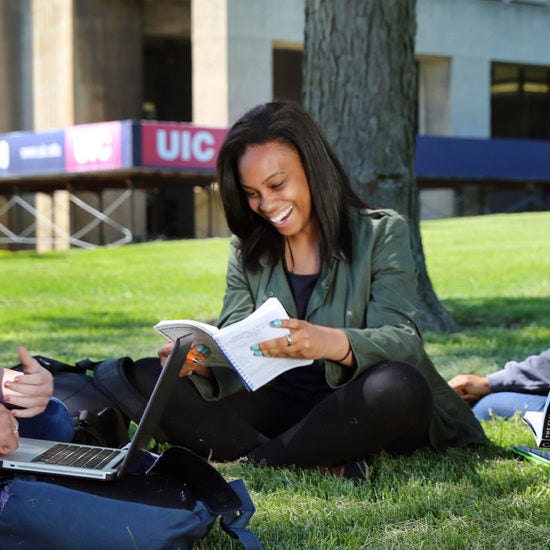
xmin=271 ymin=268 xmax=332 ymax=404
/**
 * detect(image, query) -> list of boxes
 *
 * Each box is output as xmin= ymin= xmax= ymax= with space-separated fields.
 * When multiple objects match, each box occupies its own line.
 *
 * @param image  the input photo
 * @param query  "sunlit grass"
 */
xmin=1 ymin=212 xmax=549 ymax=548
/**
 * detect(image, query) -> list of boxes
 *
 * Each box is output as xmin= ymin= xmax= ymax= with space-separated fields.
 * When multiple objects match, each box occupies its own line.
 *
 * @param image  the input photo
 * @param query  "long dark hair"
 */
xmin=216 ymin=101 xmax=367 ymax=271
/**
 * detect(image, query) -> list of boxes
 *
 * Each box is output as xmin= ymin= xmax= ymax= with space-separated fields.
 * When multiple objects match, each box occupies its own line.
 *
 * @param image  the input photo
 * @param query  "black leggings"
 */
xmin=130 ymin=359 xmax=433 ymax=467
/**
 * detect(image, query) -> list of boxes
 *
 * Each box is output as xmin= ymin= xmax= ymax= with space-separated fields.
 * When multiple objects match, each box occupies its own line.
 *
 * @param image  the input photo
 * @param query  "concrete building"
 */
xmin=416 ymin=0 xmax=550 ymax=218
xmin=1 ymin=0 xmax=549 ymax=249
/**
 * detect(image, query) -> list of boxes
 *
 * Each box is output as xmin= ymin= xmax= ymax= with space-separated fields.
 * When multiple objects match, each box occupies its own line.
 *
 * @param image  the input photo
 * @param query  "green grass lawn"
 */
xmin=1 ymin=211 xmax=549 ymax=548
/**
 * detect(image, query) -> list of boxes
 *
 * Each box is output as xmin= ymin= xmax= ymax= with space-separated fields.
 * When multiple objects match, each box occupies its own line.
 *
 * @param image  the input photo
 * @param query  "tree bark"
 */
xmin=303 ymin=0 xmax=457 ymax=332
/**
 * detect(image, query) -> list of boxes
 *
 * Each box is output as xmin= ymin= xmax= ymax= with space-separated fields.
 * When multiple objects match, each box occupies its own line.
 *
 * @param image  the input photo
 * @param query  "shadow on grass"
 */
xmin=0 ymin=250 xmax=71 ymax=260
xmin=224 ymin=442 xmax=519 ymax=497
xmin=442 ymin=295 xmax=550 ymax=330
xmin=222 ymin=417 xmax=540 ymax=504
xmin=1 ymin=311 xmax=160 ymax=364
xmin=16 ymin=311 xmax=152 ymax=330
xmin=425 ymin=296 xmax=550 ymax=375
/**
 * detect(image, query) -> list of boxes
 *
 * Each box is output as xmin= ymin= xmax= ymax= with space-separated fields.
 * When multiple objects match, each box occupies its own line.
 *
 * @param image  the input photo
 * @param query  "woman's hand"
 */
xmin=0 ymin=403 xmax=19 ymax=455
xmin=251 ymin=319 xmax=354 ymax=367
xmin=158 ymin=341 xmax=212 ymax=378
xmin=2 ymin=347 xmax=54 ymax=418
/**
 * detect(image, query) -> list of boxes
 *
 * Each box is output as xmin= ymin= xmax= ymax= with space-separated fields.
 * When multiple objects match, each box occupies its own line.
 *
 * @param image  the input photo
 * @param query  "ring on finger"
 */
xmin=286 ymin=333 xmax=292 ymax=347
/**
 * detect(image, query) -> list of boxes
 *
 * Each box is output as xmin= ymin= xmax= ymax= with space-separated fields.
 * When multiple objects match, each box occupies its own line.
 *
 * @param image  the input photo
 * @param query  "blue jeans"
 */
xmin=18 ymin=397 xmax=74 ymax=442
xmin=472 ymin=392 xmax=547 ymax=421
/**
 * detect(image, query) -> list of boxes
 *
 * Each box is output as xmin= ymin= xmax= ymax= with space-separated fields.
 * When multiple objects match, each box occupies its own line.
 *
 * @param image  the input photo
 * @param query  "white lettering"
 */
xmin=19 ymin=142 xmax=62 ymax=160
xmin=73 ymin=129 xmax=113 ymax=164
xmin=0 ymin=140 xmax=10 ymax=169
xmin=181 ymin=131 xmax=191 ymax=161
xmin=192 ymin=131 xmax=215 ymax=163
xmin=155 ymin=129 xmax=216 ymax=164
xmin=157 ymin=130 xmax=179 ymax=160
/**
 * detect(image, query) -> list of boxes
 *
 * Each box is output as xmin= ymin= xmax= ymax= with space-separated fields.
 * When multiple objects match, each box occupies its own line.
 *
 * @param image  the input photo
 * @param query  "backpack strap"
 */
xmin=221 ymin=479 xmax=264 ymax=549
xmin=150 ymin=446 xmax=242 ymax=513
xmin=149 ymin=446 xmax=264 ymax=549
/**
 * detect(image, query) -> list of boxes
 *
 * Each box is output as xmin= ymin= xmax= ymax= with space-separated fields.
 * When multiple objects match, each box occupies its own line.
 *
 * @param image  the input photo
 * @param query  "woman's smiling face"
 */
xmin=237 ymin=140 xmax=316 ymax=238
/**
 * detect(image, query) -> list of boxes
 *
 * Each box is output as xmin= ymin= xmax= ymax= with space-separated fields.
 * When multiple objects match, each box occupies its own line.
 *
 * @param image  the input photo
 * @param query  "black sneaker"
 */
xmin=342 ymin=460 xmax=370 ymax=482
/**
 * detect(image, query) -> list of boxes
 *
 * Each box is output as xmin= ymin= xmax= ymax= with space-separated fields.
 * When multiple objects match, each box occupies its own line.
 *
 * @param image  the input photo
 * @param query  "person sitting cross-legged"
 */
xmin=129 ymin=101 xmax=487 ymax=481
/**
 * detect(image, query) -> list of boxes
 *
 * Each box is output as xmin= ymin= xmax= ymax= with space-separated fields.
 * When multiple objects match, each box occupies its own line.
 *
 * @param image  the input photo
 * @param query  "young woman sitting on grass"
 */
xmin=130 ymin=101 xmax=488 ymax=480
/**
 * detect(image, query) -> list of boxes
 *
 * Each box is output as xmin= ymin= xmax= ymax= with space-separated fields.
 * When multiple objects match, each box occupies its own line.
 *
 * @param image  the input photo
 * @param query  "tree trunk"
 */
xmin=303 ymin=0 xmax=457 ymax=333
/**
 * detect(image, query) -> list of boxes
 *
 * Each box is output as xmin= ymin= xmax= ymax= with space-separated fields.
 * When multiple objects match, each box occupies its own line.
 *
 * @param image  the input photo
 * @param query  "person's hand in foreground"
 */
xmin=158 ymin=341 xmax=212 ymax=378
xmin=448 ymin=373 xmax=490 ymax=404
xmin=2 ymin=347 xmax=53 ymax=418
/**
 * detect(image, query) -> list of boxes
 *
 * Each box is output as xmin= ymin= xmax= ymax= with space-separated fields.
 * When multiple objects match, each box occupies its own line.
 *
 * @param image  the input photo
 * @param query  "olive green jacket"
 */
xmin=192 ymin=208 xmax=488 ymax=450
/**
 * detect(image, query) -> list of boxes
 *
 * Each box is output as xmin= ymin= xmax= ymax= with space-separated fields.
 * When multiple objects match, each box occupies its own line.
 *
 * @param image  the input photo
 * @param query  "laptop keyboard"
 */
xmin=31 ymin=443 xmax=121 ymax=470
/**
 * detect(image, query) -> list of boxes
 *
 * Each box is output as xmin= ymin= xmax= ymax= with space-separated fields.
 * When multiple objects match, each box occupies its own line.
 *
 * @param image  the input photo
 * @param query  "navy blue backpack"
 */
xmin=0 ymin=445 xmax=263 ymax=549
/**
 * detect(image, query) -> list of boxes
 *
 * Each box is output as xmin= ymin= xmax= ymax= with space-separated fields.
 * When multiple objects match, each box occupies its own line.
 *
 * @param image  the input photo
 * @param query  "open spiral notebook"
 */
xmin=154 ymin=297 xmax=312 ymax=391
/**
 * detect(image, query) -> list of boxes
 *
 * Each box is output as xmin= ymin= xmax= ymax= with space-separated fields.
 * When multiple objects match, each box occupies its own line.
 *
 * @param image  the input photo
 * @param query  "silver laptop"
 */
xmin=0 ymin=334 xmax=193 ymax=481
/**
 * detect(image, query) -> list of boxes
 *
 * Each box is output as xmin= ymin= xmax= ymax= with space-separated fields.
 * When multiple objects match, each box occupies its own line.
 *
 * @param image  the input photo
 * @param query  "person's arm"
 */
xmin=448 ymin=374 xmax=491 ymax=404
xmin=486 ymin=349 xmax=550 ymax=394
xmin=217 ymin=237 xmax=257 ymax=327
xmin=187 ymin=238 xmax=256 ymax=400
xmin=254 ymin=319 xmax=354 ymax=366
xmin=0 ymin=403 xmax=19 ymax=455
xmin=320 ymin=211 xmax=427 ymax=389
xmin=344 ymin=212 xmax=425 ymax=370
xmin=449 ymin=349 xmax=550 ymax=402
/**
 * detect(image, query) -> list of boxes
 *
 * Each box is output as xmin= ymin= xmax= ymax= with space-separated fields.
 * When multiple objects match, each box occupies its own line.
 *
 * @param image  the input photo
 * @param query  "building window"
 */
xmin=491 ymin=62 xmax=550 ymax=139
xmin=143 ymin=38 xmax=192 ymax=122
xmin=273 ymin=43 xmax=303 ymax=105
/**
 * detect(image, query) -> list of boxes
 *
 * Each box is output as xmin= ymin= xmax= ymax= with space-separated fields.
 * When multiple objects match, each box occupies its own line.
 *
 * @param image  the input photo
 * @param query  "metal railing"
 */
xmin=0 ymin=191 xmax=133 ymax=249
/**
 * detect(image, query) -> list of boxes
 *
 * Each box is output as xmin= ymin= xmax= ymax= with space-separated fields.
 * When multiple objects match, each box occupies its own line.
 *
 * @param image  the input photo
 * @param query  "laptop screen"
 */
xmin=117 ymin=333 xmax=193 ymax=477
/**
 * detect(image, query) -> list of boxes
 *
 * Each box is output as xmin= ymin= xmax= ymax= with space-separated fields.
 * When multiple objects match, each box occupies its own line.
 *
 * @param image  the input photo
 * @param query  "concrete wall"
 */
xmin=226 ymin=0 xmax=304 ymax=123
xmin=420 ymin=189 xmax=455 ymax=220
xmin=192 ymin=0 xmax=304 ymax=126
xmin=417 ymin=0 xmax=550 ymax=138
xmin=72 ymin=0 xmax=143 ymax=123
xmin=0 ymin=0 xmax=32 ymax=132
xmin=143 ymin=0 xmax=190 ymax=37
xmin=31 ymin=0 xmax=74 ymax=130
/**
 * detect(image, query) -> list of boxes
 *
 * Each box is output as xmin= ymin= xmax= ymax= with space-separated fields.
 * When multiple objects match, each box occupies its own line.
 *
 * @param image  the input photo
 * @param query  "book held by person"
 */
xmin=154 ymin=297 xmax=312 ymax=391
